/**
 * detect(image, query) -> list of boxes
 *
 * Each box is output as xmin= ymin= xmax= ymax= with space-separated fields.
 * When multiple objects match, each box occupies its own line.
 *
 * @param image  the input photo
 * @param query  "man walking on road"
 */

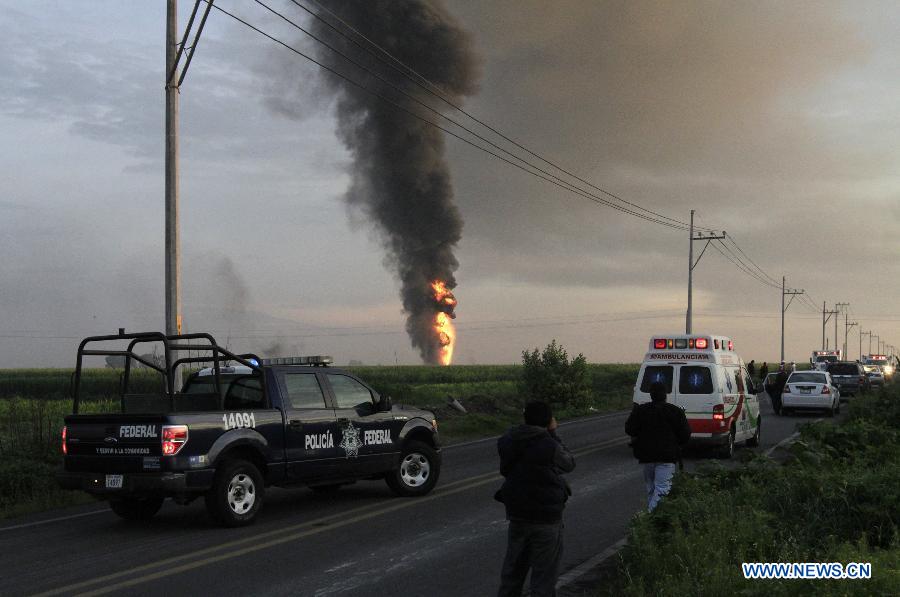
xmin=625 ymin=382 xmax=691 ymax=512
xmin=496 ymin=401 xmax=575 ymax=597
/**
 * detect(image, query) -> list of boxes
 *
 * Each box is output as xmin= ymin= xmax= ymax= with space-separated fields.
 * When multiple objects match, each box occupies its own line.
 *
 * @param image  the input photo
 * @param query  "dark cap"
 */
xmin=649 ymin=382 xmax=667 ymax=402
xmin=523 ymin=401 xmax=552 ymax=427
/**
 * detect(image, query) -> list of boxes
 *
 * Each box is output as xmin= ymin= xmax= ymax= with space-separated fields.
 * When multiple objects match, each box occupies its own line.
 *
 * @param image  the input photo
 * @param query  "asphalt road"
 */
xmin=2 ymin=393 xmax=839 ymax=597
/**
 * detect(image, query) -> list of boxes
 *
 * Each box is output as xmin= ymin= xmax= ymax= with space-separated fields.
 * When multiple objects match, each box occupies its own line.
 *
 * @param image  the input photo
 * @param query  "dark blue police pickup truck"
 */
xmin=57 ymin=331 xmax=441 ymax=526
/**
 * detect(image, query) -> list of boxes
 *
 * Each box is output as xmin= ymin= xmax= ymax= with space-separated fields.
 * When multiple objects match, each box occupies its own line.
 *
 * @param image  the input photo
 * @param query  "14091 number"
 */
xmin=223 ymin=412 xmax=256 ymax=430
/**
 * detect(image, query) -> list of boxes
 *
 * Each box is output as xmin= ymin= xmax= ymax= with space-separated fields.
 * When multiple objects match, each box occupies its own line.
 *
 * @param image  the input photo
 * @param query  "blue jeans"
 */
xmin=643 ymin=463 xmax=676 ymax=512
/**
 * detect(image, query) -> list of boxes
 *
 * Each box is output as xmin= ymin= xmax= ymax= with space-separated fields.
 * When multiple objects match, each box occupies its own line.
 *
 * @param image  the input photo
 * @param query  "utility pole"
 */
xmin=822 ymin=302 xmax=838 ymax=350
xmin=165 ymin=0 xmax=180 ymax=338
xmin=685 ymin=210 xmax=726 ymax=333
xmin=781 ymin=276 xmax=804 ymax=363
xmin=844 ymin=316 xmax=857 ymax=361
xmin=834 ymin=302 xmax=849 ymax=357
xmin=164 ymin=1 xmax=212 ymax=343
xmin=861 ymin=330 xmax=871 ymax=361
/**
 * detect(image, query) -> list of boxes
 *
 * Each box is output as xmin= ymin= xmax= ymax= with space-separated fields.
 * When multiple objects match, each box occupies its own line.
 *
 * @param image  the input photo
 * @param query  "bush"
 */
xmin=602 ymin=384 xmax=900 ymax=596
xmin=521 ymin=340 xmax=591 ymax=409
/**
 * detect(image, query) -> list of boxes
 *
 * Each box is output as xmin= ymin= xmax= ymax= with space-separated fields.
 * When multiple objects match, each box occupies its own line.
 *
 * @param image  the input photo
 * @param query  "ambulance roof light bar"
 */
xmin=651 ymin=337 xmax=715 ymax=350
xmin=261 ymin=356 xmax=333 ymax=366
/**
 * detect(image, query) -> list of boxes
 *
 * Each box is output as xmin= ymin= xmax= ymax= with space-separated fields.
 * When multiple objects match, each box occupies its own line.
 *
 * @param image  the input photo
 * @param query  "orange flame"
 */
xmin=435 ymin=311 xmax=455 ymax=366
xmin=431 ymin=280 xmax=457 ymax=366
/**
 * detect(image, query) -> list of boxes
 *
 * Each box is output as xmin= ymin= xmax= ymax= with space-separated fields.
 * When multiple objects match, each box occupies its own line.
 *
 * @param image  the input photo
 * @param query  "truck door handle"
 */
xmin=289 ymin=420 xmax=302 ymax=428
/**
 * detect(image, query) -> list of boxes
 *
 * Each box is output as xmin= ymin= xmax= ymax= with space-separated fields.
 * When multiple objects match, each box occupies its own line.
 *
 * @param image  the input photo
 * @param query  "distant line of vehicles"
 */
xmin=632 ymin=334 xmax=895 ymax=459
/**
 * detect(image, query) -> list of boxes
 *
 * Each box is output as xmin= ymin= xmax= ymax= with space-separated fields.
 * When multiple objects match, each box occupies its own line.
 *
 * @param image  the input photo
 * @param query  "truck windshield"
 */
xmin=815 ymin=356 xmax=838 ymax=363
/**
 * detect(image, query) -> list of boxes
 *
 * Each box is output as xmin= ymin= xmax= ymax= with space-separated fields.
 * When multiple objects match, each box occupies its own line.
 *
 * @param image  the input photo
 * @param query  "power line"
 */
xmin=245 ymin=0 xmax=696 ymax=231
xmin=207 ymin=1 xmax=693 ymax=231
xmin=710 ymin=241 xmax=781 ymax=290
xmin=723 ymin=235 xmax=782 ymax=287
xmin=206 ymin=2 xmax=866 ymax=330
xmin=286 ymin=0 xmax=718 ymax=234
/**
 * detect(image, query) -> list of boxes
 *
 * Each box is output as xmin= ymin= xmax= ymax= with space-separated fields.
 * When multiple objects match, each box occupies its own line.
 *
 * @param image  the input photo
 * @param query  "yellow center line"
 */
xmin=35 ymin=435 xmax=630 ymax=597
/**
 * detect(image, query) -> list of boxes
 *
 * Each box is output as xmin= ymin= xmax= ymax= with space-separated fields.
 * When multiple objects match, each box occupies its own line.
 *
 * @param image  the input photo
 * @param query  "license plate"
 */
xmin=105 ymin=475 xmax=123 ymax=489
xmin=800 ymin=388 xmax=811 ymax=394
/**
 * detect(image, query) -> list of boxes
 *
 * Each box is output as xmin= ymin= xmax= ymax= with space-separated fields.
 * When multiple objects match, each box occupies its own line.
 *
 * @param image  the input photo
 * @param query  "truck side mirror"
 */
xmin=378 ymin=394 xmax=393 ymax=412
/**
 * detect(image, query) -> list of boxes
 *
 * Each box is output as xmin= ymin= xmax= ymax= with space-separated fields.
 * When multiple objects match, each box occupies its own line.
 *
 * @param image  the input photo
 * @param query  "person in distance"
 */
xmin=496 ymin=401 xmax=575 ymax=597
xmin=625 ymin=382 xmax=691 ymax=512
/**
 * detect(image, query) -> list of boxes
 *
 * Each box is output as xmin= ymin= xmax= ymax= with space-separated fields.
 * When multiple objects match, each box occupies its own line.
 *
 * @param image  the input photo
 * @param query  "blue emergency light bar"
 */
xmin=261 ymin=356 xmax=333 ymax=366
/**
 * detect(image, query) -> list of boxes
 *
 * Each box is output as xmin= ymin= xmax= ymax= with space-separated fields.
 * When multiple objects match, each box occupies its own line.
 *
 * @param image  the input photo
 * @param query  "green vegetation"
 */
xmin=601 ymin=384 xmax=900 ymax=596
xmin=0 ymin=362 xmax=638 ymax=519
xmin=0 ymin=397 xmax=117 ymax=519
xmin=521 ymin=340 xmax=591 ymax=409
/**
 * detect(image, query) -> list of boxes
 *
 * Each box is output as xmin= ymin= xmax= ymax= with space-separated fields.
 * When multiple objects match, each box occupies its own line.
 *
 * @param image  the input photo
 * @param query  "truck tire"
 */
xmin=205 ymin=459 xmax=264 ymax=527
xmin=109 ymin=496 xmax=165 ymax=521
xmin=386 ymin=441 xmax=440 ymax=497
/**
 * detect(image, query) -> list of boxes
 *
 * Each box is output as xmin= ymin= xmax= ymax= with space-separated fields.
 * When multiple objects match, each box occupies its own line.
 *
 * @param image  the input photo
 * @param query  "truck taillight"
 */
xmin=61 ymin=426 xmax=67 ymax=455
xmin=162 ymin=425 xmax=188 ymax=456
xmin=712 ymin=404 xmax=725 ymax=421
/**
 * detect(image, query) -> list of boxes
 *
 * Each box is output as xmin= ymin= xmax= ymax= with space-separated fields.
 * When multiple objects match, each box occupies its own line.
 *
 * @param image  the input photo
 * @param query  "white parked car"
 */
xmin=782 ymin=371 xmax=840 ymax=416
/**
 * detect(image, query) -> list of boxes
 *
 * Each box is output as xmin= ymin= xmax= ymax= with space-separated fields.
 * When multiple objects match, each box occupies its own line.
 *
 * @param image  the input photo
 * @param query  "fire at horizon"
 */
xmin=431 ymin=280 xmax=457 ymax=366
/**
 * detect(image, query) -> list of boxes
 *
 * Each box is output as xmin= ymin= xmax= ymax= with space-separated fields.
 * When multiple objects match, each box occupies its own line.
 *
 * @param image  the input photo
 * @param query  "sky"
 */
xmin=1 ymin=0 xmax=899 ymax=368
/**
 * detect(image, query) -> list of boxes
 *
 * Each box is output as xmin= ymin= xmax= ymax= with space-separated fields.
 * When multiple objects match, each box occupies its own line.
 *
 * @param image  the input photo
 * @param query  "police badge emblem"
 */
xmin=339 ymin=420 xmax=362 ymax=458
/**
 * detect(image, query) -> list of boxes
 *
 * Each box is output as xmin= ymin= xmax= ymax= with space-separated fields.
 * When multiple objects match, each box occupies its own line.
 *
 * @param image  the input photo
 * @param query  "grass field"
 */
xmin=599 ymin=383 xmax=900 ymax=596
xmin=0 ymin=363 xmax=639 ymax=520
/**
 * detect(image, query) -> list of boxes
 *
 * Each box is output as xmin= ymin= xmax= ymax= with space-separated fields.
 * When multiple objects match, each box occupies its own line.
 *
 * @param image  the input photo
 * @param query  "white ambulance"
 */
xmin=632 ymin=334 xmax=761 ymax=458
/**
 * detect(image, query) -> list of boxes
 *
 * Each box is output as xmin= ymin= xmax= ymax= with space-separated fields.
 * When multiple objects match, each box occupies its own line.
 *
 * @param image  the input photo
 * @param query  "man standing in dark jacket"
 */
xmin=625 ymin=382 xmax=691 ymax=512
xmin=496 ymin=401 xmax=575 ymax=597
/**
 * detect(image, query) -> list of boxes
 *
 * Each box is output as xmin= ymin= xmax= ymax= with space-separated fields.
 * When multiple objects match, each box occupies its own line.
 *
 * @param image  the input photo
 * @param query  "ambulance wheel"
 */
xmin=746 ymin=417 xmax=761 ymax=447
xmin=718 ymin=427 xmax=735 ymax=459
xmin=109 ymin=496 xmax=164 ymax=521
xmin=386 ymin=441 xmax=440 ymax=497
xmin=206 ymin=459 xmax=264 ymax=527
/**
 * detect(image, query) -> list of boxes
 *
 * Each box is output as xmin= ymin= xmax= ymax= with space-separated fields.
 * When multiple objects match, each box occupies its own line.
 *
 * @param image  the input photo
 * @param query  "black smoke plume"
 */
xmin=309 ymin=0 xmax=478 ymax=364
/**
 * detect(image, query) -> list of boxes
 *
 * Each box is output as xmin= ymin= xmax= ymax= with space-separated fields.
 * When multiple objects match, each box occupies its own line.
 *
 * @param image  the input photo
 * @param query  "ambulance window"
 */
xmin=640 ymin=366 xmax=673 ymax=393
xmin=679 ymin=366 xmax=713 ymax=394
xmin=282 ymin=373 xmax=327 ymax=409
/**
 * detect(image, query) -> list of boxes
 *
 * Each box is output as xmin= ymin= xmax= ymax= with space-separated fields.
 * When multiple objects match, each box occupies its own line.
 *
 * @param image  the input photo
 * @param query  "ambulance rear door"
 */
xmin=672 ymin=363 xmax=718 ymax=418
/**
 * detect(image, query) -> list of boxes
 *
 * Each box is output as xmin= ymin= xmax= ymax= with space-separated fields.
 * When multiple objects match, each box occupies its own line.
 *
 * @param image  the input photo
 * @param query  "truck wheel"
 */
xmin=205 ymin=459 xmax=264 ymax=527
xmin=109 ymin=496 xmax=165 ymax=521
xmin=386 ymin=441 xmax=440 ymax=497
xmin=717 ymin=427 xmax=735 ymax=459
xmin=746 ymin=417 xmax=761 ymax=447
